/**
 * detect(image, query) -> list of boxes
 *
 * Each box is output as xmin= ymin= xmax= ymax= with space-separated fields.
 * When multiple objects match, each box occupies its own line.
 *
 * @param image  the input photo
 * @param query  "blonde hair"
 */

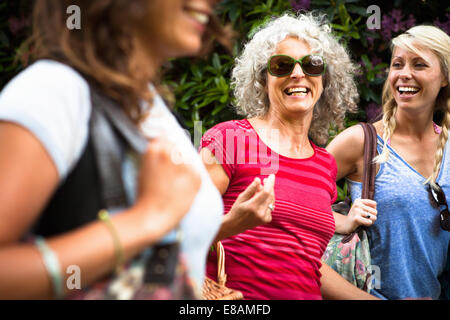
xmin=231 ymin=12 xmax=359 ymax=146
xmin=375 ymin=25 xmax=450 ymax=188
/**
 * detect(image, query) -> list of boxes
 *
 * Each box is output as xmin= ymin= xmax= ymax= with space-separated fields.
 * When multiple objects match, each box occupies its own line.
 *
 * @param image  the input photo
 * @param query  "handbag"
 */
xmin=202 ymin=242 xmax=244 ymax=300
xmin=62 ymin=87 xmax=197 ymax=300
xmin=322 ymin=122 xmax=377 ymax=292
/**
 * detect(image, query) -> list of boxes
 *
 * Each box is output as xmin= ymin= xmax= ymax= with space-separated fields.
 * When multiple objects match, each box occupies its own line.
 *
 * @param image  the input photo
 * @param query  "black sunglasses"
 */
xmin=267 ymin=54 xmax=326 ymax=77
xmin=428 ymin=183 xmax=450 ymax=231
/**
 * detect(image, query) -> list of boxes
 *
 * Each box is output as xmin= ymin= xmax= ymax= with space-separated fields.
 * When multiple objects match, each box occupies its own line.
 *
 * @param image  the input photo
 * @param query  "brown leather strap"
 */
xmin=341 ymin=122 xmax=377 ymax=243
xmin=360 ymin=122 xmax=377 ymax=200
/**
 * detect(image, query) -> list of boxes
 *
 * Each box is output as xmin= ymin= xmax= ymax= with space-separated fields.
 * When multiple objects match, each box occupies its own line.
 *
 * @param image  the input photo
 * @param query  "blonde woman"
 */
xmin=327 ymin=25 xmax=450 ymax=299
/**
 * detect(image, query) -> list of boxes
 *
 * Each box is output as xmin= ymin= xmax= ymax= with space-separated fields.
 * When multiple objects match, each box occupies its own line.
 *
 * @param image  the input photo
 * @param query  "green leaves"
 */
xmin=330 ymin=3 xmax=363 ymax=42
xmin=163 ymin=52 xmax=235 ymax=135
xmin=0 ymin=1 xmax=32 ymax=90
xmin=336 ymin=180 xmax=349 ymax=202
xmin=357 ymin=54 xmax=388 ymax=105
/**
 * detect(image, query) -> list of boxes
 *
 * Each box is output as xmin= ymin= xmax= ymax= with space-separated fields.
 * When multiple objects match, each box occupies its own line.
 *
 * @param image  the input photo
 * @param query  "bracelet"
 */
xmin=98 ymin=209 xmax=125 ymax=273
xmin=34 ymin=236 xmax=64 ymax=299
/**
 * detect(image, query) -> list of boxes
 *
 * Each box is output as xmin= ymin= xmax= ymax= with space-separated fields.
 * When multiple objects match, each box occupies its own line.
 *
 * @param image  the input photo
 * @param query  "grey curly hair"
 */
xmin=231 ymin=12 xmax=359 ymax=145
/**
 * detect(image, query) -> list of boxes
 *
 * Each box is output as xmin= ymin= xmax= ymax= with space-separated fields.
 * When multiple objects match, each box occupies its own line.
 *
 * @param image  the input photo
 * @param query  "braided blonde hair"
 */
xmin=374 ymin=25 xmax=450 ymax=188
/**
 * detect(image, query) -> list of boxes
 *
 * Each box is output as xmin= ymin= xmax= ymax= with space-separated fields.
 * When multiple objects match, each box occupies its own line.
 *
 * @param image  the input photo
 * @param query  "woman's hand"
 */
xmin=335 ymin=199 xmax=377 ymax=235
xmin=133 ymin=138 xmax=201 ymax=239
xmin=215 ymin=174 xmax=275 ymax=241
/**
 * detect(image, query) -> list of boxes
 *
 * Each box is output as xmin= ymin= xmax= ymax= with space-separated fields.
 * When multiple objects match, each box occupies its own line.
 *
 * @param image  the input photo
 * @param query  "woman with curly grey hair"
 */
xmin=200 ymin=12 xmax=375 ymax=299
xmin=231 ymin=13 xmax=359 ymax=146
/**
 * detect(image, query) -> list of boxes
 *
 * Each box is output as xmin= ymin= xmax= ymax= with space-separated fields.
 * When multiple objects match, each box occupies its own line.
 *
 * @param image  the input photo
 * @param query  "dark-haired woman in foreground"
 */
xmin=0 ymin=0 xmax=230 ymax=299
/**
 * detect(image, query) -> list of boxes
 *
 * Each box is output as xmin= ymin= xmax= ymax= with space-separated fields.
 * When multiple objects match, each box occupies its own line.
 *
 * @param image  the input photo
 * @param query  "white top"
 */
xmin=0 ymin=59 xmax=223 ymax=291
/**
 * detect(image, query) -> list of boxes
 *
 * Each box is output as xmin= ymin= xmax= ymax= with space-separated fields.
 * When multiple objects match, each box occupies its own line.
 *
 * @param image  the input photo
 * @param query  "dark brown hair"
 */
xmin=28 ymin=0 xmax=233 ymax=122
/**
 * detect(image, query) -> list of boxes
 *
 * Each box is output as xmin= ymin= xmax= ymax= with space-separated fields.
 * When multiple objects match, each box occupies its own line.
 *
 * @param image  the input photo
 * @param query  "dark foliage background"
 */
xmin=1 ymin=0 xmax=449 ymax=199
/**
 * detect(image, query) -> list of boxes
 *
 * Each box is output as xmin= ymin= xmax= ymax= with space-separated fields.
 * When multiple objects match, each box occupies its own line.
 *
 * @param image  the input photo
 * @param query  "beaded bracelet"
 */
xmin=98 ymin=209 xmax=125 ymax=273
xmin=34 ymin=236 xmax=64 ymax=299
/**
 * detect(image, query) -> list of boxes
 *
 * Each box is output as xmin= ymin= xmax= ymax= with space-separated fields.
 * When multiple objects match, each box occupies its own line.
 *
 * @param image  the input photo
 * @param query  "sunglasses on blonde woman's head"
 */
xmin=428 ymin=183 xmax=450 ymax=231
xmin=267 ymin=54 xmax=326 ymax=77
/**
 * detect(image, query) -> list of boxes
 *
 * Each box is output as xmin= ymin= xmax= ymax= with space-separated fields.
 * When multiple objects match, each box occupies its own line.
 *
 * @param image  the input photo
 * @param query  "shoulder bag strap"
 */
xmin=89 ymin=87 xmax=149 ymax=210
xmin=359 ymin=122 xmax=377 ymax=200
xmin=341 ymin=122 xmax=377 ymax=243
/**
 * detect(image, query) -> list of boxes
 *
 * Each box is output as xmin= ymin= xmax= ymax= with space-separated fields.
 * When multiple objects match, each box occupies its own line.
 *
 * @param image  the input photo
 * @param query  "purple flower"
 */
xmin=380 ymin=9 xmax=417 ymax=42
xmin=371 ymin=56 xmax=382 ymax=67
xmin=380 ymin=15 xmax=394 ymax=41
xmin=404 ymin=14 xmax=416 ymax=30
xmin=390 ymin=9 xmax=404 ymax=32
xmin=290 ymin=0 xmax=310 ymax=11
xmin=434 ymin=14 xmax=450 ymax=35
xmin=366 ymin=102 xmax=382 ymax=122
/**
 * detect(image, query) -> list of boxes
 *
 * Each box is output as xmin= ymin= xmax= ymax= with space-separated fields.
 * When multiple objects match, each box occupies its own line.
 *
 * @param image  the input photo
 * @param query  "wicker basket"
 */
xmin=202 ymin=242 xmax=244 ymax=300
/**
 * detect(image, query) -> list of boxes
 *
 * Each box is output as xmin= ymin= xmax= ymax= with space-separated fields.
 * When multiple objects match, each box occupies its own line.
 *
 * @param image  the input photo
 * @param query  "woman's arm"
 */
xmin=322 ymin=125 xmax=380 ymax=299
xmin=320 ymin=263 xmax=379 ymax=300
xmin=0 ymin=122 xmax=201 ymax=299
xmin=326 ymin=125 xmax=365 ymax=181
xmin=200 ymin=148 xmax=274 ymax=242
xmin=327 ymin=125 xmax=377 ymax=234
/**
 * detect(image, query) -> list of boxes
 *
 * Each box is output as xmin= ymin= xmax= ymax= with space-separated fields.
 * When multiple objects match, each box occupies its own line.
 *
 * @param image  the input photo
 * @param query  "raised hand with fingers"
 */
xmin=216 ymin=174 xmax=276 ymax=241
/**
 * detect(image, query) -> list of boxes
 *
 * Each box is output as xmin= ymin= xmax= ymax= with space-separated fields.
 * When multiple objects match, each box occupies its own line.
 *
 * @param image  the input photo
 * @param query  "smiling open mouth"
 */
xmin=284 ymin=87 xmax=310 ymax=96
xmin=185 ymin=8 xmax=210 ymax=25
xmin=397 ymin=86 xmax=421 ymax=96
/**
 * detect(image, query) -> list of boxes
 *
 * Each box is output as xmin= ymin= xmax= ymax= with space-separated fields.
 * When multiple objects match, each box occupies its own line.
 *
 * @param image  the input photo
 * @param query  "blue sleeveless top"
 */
xmin=347 ymin=136 xmax=450 ymax=299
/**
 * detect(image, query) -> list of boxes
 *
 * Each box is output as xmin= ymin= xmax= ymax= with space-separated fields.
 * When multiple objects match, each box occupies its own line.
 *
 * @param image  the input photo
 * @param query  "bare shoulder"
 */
xmin=327 ymin=124 xmax=365 ymax=156
xmin=199 ymin=147 xmax=229 ymax=195
xmin=326 ymin=124 xmax=366 ymax=180
xmin=330 ymin=120 xmax=382 ymax=151
xmin=371 ymin=120 xmax=383 ymax=136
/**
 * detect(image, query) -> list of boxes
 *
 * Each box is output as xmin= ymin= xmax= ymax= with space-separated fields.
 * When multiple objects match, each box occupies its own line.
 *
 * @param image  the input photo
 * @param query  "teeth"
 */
xmin=187 ymin=10 xmax=209 ymax=24
xmin=287 ymin=87 xmax=308 ymax=94
xmin=398 ymin=86 xmax=420 ymax=92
